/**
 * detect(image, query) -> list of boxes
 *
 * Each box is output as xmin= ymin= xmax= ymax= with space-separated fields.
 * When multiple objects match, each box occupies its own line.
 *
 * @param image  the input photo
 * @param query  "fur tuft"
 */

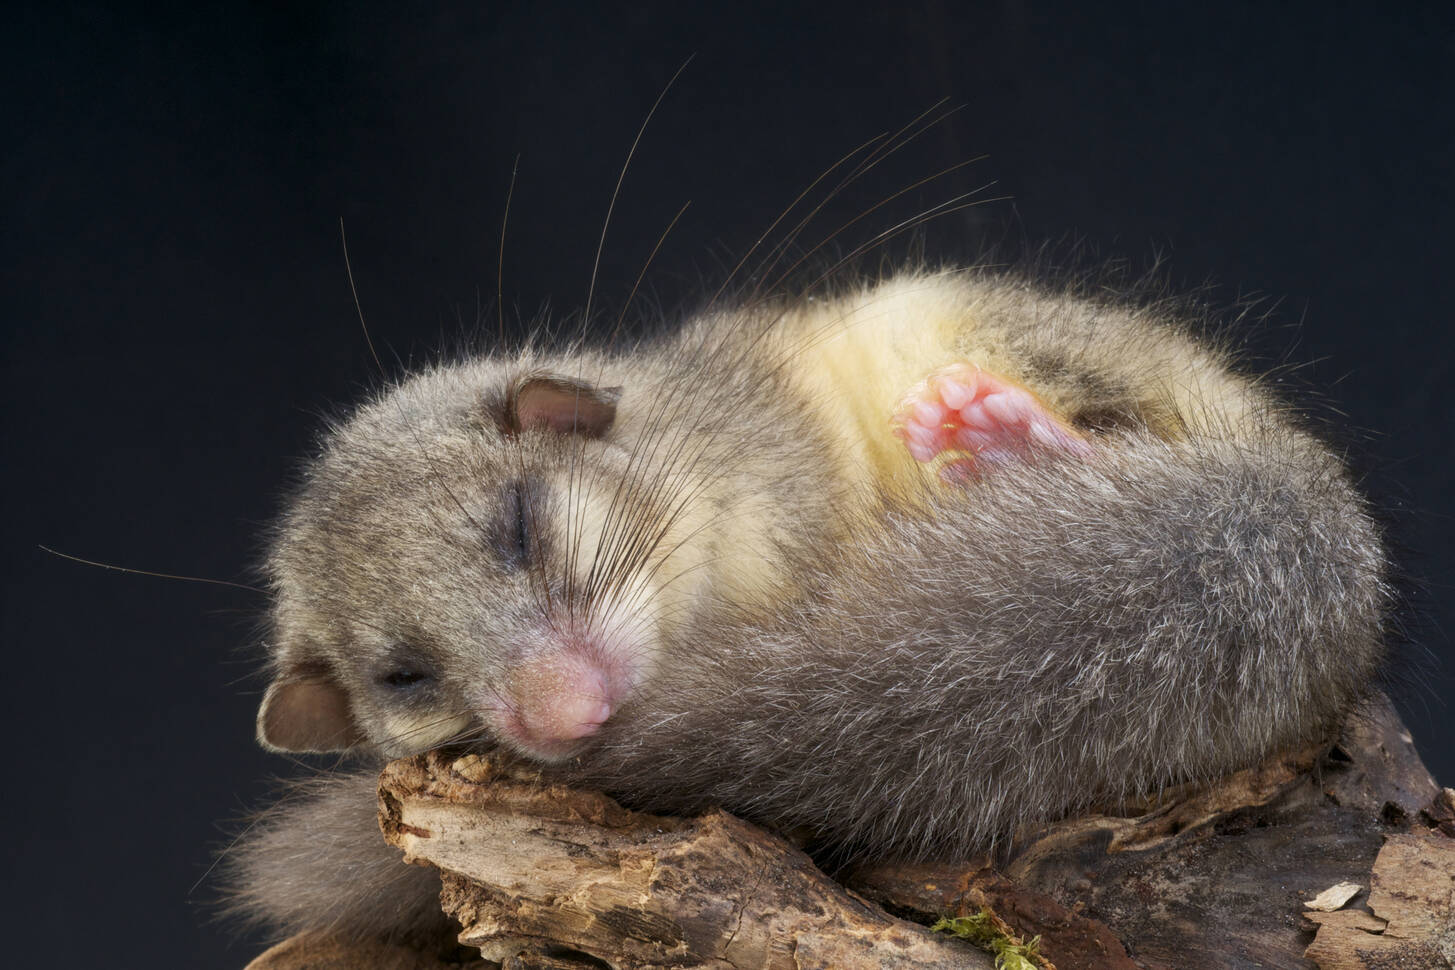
xmin=218 ymin=768 xmax=453 ymax=946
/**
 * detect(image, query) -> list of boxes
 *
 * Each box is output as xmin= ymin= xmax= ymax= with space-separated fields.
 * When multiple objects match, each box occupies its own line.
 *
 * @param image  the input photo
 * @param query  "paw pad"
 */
xmin=891 ymin=362 xmax=1089 ymax=475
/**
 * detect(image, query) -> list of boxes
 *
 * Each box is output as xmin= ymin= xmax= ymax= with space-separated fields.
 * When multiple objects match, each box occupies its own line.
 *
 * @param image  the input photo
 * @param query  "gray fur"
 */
xmin=573 ymin=429 xmax=1387 ymax=858
xmin=220 ymin=769 xmax=455 ymax=946
xmin=227 ymin=269 xmax=1390 ymax=941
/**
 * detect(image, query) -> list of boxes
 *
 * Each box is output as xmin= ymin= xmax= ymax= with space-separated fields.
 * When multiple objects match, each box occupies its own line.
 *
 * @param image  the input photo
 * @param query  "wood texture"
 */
xmin=1303 ymin=831 xmax=1455 ymax=969
xmin=377 ymin=752 xmax=991 ymax=970
xmin=247 ymin=696 xmax=1453 ymax=969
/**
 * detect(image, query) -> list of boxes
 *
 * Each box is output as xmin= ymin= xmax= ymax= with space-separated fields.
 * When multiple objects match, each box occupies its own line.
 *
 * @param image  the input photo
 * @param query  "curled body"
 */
xmin=226 ymin=269 xmax=1389 ymax=943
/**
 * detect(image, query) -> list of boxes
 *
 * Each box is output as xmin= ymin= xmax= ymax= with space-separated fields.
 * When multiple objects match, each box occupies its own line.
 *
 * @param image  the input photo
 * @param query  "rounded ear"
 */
xmin=505 ymin=375 xmax=620 ymax=439
xmin=256 ymin=663 xmax=364 ymax=753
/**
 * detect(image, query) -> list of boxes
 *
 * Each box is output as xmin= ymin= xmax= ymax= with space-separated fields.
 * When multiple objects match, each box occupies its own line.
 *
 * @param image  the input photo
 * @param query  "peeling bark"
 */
xmin=1303 ymin=831 xmax=1455 ymax=969
xmin=378 ymin=752 xmax=991 ymax=970
xmin=246 ymin=696 xmax=1452 ymax=970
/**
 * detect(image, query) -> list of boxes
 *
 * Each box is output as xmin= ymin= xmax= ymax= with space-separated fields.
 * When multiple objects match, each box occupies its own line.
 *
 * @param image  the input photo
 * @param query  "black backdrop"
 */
xmin=4 ymin=2 xmax=1451 ymax=966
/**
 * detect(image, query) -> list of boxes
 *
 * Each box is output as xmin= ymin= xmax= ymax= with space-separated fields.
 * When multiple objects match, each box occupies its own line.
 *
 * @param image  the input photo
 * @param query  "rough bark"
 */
xmin=376 ymin=751 xmax=991 ymax=970
xmin=246 ymin=696 xmax=1453 ymax=970
xmin=1302 ymin=831 xmax=1455 ymax=969
xmin=846 ymin=697 xmax=1452 ymax=969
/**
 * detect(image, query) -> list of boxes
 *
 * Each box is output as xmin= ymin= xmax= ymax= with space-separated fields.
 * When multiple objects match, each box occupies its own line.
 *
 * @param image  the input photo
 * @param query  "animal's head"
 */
xmin=255 ymin=358 xmax=704 ymax=762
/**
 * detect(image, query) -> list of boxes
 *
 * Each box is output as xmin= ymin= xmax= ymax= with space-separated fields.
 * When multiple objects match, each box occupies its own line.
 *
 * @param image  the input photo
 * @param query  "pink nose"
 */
xmin=544 ymin=691 xmax=614 ymax=741
xmin=506 ymin=652 xmax=616 ymax=750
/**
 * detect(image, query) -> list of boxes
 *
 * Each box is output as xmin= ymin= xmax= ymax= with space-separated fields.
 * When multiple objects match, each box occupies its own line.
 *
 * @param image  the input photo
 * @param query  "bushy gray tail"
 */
xmin=577 ymin=425 xmax=1390 ymax=860
xmin=223 ymin=425 xmax=1389 ymax=940
xmin=218 ymin=766 xmax=453 ymax=947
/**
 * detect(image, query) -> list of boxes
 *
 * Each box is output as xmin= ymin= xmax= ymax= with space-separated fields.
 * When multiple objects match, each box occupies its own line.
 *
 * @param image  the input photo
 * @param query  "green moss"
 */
xmin=931 ymin=910 xmax=1045 ymax=970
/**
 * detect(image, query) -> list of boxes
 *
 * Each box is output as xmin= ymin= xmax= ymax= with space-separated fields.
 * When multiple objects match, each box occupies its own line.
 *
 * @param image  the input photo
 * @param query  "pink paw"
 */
xmin=891 ymin=362 xmax=1090 ymax=477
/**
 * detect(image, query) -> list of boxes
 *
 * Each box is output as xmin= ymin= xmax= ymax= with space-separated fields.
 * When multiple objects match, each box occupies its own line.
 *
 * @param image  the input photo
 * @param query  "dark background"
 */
xmin=4 ymin=2 xmax=1451 ymax=966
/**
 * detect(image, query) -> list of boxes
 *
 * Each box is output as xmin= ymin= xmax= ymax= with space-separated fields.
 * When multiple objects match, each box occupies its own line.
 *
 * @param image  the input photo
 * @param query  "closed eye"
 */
xmin=376 ymin=668 xmax=434 ymax=689
xmin=513 ymin=482 xmax=530 ymax=562
xmin=500 ymin=479 xmax=534 ymax=569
